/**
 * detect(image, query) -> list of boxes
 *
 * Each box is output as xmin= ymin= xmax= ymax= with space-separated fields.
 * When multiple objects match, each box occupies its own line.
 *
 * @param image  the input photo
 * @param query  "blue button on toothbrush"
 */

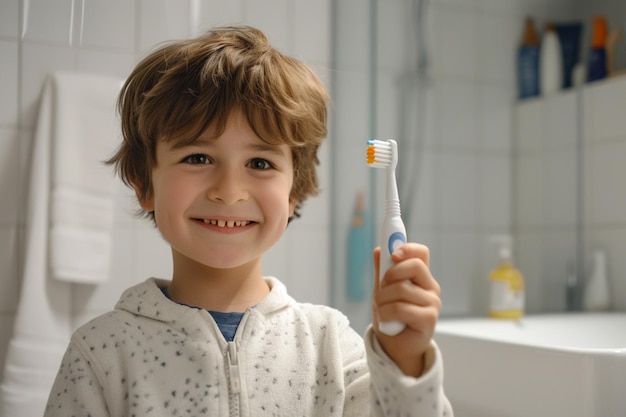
xmin=366 ymin=139 xmax=407 ymax=336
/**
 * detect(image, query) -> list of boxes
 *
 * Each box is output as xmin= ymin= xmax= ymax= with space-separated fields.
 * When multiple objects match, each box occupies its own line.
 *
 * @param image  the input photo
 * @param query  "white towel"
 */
xmin=49 ymin=72 xmax=120 ymax=283
xmin=0 ymin=72 xmax=123 ymax=417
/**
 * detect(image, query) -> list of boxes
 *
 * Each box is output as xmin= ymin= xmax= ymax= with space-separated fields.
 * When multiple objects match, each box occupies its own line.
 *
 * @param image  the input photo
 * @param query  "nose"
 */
xmin=206 ymin=165 xmax=248 ymax=205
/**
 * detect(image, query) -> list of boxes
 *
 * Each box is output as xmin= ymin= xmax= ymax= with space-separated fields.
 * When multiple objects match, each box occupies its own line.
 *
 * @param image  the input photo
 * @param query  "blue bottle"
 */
xmin=518 ymin=18 xmax=540 ymax=99
xmin=555 ymin=23 xmax=583 ymax=89
xmin=587 ymin=16 xmax=608 ymax=82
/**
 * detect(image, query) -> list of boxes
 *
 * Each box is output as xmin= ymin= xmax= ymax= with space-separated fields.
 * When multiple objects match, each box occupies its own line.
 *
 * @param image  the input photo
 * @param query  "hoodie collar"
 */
xmin=114 ymin=277 xmax=296 ymax=323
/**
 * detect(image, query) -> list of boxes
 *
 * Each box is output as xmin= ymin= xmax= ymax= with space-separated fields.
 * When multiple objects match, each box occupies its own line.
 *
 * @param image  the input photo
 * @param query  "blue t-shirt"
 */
xmin=160 ymin=287 xmax=244 ymax=342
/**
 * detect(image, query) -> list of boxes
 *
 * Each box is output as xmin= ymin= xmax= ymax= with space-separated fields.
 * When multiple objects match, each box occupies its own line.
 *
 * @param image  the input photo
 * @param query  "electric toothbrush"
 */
xmin=366 ymin=139 xmax=407 ymax=336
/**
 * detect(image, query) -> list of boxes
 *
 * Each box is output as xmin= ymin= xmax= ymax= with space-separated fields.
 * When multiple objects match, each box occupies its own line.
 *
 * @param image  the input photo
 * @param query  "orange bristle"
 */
xmin=366 ymin=146 xmax=376 ymax=164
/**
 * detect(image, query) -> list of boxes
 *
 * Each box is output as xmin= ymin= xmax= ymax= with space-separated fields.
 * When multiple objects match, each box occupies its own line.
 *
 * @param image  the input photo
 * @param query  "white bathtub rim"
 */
xmin=435 ymin=312 xmax=626 ymax=356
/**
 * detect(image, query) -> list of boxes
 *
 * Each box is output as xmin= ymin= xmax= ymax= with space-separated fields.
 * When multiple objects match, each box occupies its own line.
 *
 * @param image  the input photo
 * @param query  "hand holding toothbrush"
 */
xmin=371 ymin=242 xmax=441 ymax=377
xmin=366 ymin=139 xmax=441 ymax=377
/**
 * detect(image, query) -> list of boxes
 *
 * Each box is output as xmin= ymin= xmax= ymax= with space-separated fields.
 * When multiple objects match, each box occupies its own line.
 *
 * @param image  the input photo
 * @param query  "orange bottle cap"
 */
xmin=522 ymin=17 xmax=540 ymax=46
xmin=591 ymin=16 xmax=608 ymax=48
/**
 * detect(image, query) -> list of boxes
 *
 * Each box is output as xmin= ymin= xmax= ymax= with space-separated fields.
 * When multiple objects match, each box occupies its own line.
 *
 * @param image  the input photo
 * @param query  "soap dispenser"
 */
xmin=583 ymin=249 xmax=610 ymax=311
xmin=489 ymin=235 xmax=525 ymax=319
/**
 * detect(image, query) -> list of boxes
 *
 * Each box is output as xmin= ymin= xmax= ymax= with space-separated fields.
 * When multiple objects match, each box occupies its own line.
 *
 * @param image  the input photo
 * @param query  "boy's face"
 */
xmin=138 ymin=109 xmax=297 ymax=273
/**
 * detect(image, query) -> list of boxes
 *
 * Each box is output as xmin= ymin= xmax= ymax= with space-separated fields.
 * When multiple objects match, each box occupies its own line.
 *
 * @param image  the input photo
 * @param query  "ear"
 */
xmin=133 ymin=183 xmax=155 ymax=212
xmin=288 ymin=197 xmax=298 ymax=218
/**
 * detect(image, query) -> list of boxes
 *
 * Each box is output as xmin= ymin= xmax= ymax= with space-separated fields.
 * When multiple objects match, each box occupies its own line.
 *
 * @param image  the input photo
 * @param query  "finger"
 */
xmin=380 ymin=257 xmax=441 ymax=294
xmin=391 ymin=242 xmax=430 ymax=266
xmin=387 ymin=243 xmax=438 ymax=292
xmin=375 ymin=279 xmax=442 ymax=310
xmin=376 ymin=301 xmax=440 ymax=333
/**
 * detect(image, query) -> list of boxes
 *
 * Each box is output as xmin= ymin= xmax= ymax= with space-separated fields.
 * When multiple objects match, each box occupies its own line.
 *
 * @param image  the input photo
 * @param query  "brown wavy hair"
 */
xmin=107 ymin=26 xmax=329 ymax=222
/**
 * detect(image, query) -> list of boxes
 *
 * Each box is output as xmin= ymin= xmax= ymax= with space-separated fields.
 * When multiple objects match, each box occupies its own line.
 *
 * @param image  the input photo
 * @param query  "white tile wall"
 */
xmin=0 ymin=0 xmax=19 ymax=39
xmin=292 ymin=0 xmax=332 ymax=63
xmin=81 ymin=0 xmax=137 ymax=51
xmin=545 ymin=147 xmax=577 ymax=226
xmin=515 ymin=76 xmax=626 ymax=312
xmin=478 ymin=154 xmax=511 ymax=229
xmin=243 ymin=0 xmax=291 ymax=52
xmin=137 ymin=0 xmax=191 ymax=49
xmin=22 ymin=0 xmax=75 ymax=45
xmin=479 ymin=84 xmax=514 ymax=152
xmin=439 ymin=152 xmax=478 ymax=228
xmin=476 ymin=11 xmax=519 ymax=85
xmin=436 ymin=81 xmax=479 ymax=149
xmin=0 ymin=0 xmax=332 ymax=383
xmin=438 ymin=231 xmax=477 ymax=315
xmin=331 ymin=0 xmax=626 ymax=321
xmin=435 ymin=5 xmax=478 ymax=80
xmin=582 ymin=75 xmax=626 ymax=309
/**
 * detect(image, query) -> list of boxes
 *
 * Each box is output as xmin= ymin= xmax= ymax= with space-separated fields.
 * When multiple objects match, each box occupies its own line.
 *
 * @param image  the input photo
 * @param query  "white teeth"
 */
xmin=202 ymin=219 xmax=249 ymax=228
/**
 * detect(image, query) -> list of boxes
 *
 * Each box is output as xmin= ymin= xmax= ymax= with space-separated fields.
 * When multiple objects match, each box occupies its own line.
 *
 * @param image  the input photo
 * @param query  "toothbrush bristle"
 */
xmin=366 ymin=140 xmax=392 ymax=167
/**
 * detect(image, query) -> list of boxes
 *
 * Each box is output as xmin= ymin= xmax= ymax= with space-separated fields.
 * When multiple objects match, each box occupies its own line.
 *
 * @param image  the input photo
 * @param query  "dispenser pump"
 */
xmin=492 ymin=235 xmax=513 ymax=264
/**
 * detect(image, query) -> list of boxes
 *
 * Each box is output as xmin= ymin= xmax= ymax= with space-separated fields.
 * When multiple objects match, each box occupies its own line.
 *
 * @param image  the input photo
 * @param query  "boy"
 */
xmin=44 ymin=26 xmax=452 ymax=416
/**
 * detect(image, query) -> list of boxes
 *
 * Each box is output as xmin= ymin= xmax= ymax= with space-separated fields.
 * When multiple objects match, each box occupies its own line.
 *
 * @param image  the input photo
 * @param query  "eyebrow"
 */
xmin=249 ymin=142 xmax=290 ymax=157
xmin=170 ymin=137 xmax=290 ymax=157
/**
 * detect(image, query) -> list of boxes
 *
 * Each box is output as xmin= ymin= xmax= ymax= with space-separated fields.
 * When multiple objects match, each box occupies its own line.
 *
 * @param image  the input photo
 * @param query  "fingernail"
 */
xmin=392 ymin=247 xmax=404 ymax=258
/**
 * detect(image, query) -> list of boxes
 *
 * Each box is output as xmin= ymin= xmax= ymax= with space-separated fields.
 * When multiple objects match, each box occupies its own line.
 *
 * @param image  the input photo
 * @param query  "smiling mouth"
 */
xmin=200 ymin=219 xmax=253 ymax=228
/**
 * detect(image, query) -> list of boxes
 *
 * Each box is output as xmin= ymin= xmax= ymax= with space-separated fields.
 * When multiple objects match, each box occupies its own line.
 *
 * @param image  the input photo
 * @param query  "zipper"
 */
xmin=207 ymin=309 xmax=250 ymax=416
xmin=227 ymin=341 xmax=241 ymax=393
xmin=227 ymin=341 xmax=241 ymax=416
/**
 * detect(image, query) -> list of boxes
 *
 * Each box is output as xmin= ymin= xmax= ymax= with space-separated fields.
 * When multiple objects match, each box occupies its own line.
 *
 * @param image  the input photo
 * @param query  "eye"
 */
xmin=248 ymin=158 xmax=273 ymax=170
xmin=182 ymin=154 xmax=211 ymax=165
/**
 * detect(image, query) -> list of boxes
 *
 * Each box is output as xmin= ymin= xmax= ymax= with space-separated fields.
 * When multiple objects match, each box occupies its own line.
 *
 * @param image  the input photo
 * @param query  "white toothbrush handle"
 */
xmin=378 ymin=213 xmax=407 ymax=336
xmin=380 ymin=320 xmax=406 ymax=337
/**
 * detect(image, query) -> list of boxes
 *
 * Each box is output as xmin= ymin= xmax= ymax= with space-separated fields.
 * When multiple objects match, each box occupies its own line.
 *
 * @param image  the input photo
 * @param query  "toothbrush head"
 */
xmin=366 ymin=139 xmax=397 ymax=169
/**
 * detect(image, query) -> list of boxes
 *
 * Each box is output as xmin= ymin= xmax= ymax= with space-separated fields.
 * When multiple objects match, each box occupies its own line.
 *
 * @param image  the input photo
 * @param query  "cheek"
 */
xmin=260 ymin=179 xmax=293 ymax=214
xmin=152 ymin=171 xmax=195 ymax=211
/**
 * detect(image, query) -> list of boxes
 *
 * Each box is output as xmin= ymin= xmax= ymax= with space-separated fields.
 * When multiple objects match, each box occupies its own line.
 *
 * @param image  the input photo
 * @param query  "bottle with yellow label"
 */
xmin=489 ymin=235 xmax=525 ymax=319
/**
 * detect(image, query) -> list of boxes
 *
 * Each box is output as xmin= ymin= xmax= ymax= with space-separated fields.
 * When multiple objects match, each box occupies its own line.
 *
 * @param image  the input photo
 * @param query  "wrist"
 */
xmin=396 ymin=351 xmax=426 ymax=377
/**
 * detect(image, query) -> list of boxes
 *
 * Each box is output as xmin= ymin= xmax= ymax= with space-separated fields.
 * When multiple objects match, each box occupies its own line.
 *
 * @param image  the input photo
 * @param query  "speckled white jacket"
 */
xmin=44 ymin=277 xmax=453 ymax=417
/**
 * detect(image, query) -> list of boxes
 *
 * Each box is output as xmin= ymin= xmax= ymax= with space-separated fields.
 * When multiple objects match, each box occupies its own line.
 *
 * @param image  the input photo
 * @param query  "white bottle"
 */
xmin=540 ymin=22 xmax=563 ymax=96
xmin=583 ymin=250 xmax=610 ymax=311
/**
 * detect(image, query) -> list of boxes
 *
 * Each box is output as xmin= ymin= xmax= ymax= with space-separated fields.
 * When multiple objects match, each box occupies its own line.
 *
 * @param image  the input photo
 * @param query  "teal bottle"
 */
xmin=346 ymin=192 xmax=372 ymax=301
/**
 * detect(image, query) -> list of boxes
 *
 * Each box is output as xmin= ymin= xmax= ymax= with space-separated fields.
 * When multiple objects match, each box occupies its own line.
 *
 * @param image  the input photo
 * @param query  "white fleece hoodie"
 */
xmin=44 ymin=277 xmax=452 ymax=417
